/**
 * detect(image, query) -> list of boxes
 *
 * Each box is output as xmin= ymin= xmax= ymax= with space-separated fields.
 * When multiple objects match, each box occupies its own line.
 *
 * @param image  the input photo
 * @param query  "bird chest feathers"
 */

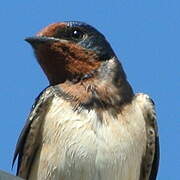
xmin=28 ymin=95 xmax=147 ymax=180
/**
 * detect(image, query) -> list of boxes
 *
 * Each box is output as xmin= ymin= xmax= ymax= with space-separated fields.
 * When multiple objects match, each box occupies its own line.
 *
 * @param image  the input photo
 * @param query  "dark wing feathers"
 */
xmin=137 ymin=94 xmax=160 ymax=180
xmin=13 ymin=87 xmax=54 ymax=178
xmin=13 ymin=119 xmax=32 ymax=173
xmin=149 ymin=136 xmax=159 ymax=180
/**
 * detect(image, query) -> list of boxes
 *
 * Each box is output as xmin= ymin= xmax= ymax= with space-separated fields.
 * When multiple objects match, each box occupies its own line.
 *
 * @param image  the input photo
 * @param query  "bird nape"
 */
xmin=13 ymin=21 xmax=159 ymax=180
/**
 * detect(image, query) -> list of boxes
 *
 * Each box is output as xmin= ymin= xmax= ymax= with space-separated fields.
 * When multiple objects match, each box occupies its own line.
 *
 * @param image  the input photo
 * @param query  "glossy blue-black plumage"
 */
xmin=64 ymin=21 xmax=116 ymax=60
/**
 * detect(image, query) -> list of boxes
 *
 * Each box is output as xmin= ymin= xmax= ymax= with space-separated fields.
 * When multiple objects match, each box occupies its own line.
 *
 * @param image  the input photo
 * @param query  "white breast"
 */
xmin=29 ymin=96 xmax=146 ymax=180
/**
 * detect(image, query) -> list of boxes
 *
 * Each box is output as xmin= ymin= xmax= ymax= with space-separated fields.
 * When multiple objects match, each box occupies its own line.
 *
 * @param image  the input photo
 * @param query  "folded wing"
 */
xmin=136 ymin=94 xmax=159 ymax=180
xmin=13 ymin=87 xmax=55 ymax=179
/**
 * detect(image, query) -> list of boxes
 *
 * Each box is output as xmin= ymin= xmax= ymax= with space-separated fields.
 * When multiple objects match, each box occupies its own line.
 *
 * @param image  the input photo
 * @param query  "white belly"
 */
xmin=29 ymin=96 xmax=146 ymax=180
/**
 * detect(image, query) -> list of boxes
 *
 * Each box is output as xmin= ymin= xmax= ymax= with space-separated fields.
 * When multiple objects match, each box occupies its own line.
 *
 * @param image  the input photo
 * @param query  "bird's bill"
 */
xmin=25 ymin=36 xmax=67 ymax=48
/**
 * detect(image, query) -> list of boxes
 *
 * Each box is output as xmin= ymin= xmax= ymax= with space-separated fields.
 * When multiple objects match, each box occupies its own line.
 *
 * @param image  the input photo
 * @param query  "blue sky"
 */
xmin=0 ymin=0 xmax=179 ymax=179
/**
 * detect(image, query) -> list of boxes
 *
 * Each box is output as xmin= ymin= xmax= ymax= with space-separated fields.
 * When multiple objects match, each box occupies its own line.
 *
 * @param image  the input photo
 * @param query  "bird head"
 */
xmin=26 ymin=21 xmax=133 ymax=108
xmin=25 ymin=21 xmax=123 ymax=84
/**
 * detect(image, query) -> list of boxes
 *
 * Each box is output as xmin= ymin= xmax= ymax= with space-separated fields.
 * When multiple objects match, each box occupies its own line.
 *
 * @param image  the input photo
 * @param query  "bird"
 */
xmin=13 ymin=21 xmax=159 ymax=180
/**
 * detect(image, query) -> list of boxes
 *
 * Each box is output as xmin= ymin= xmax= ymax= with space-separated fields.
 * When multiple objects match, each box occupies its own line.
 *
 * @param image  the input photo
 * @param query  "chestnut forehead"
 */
xmin=37 ymin=22 xmax=68 ymax=37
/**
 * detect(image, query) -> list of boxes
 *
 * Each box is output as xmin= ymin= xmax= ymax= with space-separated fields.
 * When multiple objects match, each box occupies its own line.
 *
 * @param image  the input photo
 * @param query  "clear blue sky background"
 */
xmin=0 ymin=0 xmax=179 ymax=179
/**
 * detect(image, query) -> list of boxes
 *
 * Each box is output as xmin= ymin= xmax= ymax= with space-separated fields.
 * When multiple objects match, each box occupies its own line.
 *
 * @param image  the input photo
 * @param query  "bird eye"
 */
xmin=71 ymin=29 xmax=84 ymax=40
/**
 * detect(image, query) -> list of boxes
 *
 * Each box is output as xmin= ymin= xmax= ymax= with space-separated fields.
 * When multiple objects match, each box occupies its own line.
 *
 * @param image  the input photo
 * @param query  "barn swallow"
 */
xmin=13 ymin=21 xmax=159 ymax=180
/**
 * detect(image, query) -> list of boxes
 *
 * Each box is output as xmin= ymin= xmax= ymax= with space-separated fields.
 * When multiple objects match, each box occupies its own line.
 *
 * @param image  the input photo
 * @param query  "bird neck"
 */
xmin=53 ymin=58 xmax=134 ymax=111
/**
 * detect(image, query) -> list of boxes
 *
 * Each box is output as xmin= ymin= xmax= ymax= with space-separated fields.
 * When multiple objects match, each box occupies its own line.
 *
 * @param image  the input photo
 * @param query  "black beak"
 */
xmin=25 ymin=36 xmax=59 ymax=48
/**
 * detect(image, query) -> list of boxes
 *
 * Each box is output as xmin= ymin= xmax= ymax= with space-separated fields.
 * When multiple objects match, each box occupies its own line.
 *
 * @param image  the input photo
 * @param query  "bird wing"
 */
xmin=135 ymin=93 xmax=159 ymax=180
xmin=13 ymin=86 xmax=55 ymax=179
